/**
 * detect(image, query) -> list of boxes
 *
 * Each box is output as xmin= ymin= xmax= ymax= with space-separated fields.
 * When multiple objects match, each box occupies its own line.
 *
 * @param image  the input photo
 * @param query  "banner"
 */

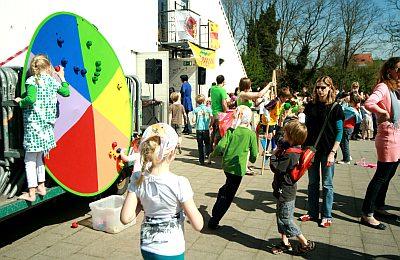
xmin=175 ymin=10 xmax=200 ymax=44
xmin=209 ymin=21 xmax=220 ymax=50
xmin=188 ymin=42 xmax=216 ymax=69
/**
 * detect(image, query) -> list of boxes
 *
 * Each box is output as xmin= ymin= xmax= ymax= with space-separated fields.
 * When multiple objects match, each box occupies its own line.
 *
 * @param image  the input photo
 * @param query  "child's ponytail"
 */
xmin=136 ymin=136 xmax=160 ymax=186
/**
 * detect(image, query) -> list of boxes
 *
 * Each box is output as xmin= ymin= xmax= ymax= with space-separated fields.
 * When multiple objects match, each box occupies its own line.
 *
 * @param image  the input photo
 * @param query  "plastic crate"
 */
xmin=89 ymin=195 xmax=135 ymax=233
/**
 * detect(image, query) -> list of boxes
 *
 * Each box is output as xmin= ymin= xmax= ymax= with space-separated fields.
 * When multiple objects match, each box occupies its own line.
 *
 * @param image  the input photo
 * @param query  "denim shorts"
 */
xmin=276 ymin=199 xmax=302 ymax=238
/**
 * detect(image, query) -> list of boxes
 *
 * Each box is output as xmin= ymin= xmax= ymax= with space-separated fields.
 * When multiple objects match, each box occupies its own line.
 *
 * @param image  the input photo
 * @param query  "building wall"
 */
xmin=0 ymin=0 xmax=159 ymax=75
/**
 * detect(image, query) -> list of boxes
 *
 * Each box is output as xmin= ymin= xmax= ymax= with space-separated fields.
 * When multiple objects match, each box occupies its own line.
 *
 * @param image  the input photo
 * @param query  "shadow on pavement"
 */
xmin=0 ymin=193 xmax=97 ymax=248
xmin=197 ymin=205 xmax=398 ymax=259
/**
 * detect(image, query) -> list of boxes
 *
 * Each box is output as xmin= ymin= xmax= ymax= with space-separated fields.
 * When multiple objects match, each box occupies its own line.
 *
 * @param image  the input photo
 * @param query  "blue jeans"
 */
xmin=339 ymin=127 xmax=353 ymax=162
xmin=196 ymin=130 xmax=211 ymax=163
xmin=362 ymin=160 xmax=400 ymax=216
xmin=307 ymin=153 xmax=335 ymax=220
xmin=276 ymin=200 xmax=302 ymax=238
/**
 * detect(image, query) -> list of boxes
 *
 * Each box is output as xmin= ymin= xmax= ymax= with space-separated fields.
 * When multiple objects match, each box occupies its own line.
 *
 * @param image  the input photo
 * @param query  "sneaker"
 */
xmin=265 ymin=151 xmax=273 ymax=157
xmin=320 ymin=218 xmax=332 ymax=228
xmin=297 ymin=240 xmax=316 ymax=255
xmin=206 ymin=156 xmax=212 ymax=165
xmin=299 ymin=215 xmax=315 ymax=222
xmin=336 ymin=160 xmax=350 ymax=165
xmin=271 ymin=241 xmax=293 ymax=255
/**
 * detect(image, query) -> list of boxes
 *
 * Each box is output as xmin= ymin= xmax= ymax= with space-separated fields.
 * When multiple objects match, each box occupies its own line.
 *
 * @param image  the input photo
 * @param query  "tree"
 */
xmin=339 ymin=0 xmax=378 ymax=71
xmin=383 ymin=0 xmax=400 ymax=54
xmin=258 ymin=3 xmax=280 ymax=81
xmin=243 ymin=17 xmax=266 ymax=88
xmin=275 ymin=0 xmax=303 ymax=70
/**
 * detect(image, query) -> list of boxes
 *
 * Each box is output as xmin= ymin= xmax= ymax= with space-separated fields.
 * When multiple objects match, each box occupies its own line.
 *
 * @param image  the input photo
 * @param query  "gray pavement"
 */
xmin=1 ymin=134 xmax=400 ymax=259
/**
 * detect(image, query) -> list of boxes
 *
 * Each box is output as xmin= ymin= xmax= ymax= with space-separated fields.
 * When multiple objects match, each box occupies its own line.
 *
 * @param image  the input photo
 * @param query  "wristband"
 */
xmin=330 ymin=150 xmax=336 ymax=155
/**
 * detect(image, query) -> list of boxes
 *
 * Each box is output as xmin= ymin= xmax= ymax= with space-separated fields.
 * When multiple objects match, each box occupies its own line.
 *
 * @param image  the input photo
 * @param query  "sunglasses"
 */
xmin=316 ymin=85 xmax=328 ymax=90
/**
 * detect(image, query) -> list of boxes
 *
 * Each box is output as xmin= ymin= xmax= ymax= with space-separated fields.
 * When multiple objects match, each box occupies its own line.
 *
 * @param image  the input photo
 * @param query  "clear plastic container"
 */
xmin=89 ymin=195 xmax=135 ymax=233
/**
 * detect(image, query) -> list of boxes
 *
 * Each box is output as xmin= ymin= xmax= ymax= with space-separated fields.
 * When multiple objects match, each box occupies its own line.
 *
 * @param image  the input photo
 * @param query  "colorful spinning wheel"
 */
xmin=21 ymin=12 xmax=132 ymax=196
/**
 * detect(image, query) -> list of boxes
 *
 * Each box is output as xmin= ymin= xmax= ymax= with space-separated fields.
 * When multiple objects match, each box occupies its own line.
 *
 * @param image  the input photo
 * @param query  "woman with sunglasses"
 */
xmin=360 ymin=57 xmax=400 ymax=230
xmin=299 ymin=76 xmax=344 ymax=228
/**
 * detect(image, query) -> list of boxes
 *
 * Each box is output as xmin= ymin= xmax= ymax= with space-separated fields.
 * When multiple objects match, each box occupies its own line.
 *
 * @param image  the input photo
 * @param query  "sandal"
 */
xmin=297 ymin=240 xmax=316 ymax=255
xmin=271 ymin=241 xmax=293 ymax=255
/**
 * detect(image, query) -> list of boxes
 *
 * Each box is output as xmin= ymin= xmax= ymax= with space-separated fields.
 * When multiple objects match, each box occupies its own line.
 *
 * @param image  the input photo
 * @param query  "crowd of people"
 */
xmin=132 ymin=58 xmax=399 ymax=258
xmin=16 ymin=54 xmax=398 ymax=259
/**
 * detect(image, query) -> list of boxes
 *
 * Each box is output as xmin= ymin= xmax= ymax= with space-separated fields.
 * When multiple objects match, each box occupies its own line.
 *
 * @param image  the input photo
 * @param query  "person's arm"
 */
xmin=192 ymin=112 xmax=196 ymax=124
xmin=209 ymin=114 xmax=214 ymax=129
xmin=249 ymin=134 xmax=258 ymax=163
xmin=222 ymin=99 xmax=228 ymax=112
xmin=15 ymin=85 xmax=36 ymax=108
xmin=211 ymin=128 xmax=231 ymax=156
xmin=168 ymin=106 xmax=172 ymax=125
xmin=240 ymin=82 xmax=275 ymax=101
xmin=327 ymin=120 xmax=343 ymax=167
xmin=364 ymin=83 xmax=390 ymax=122
xmin=55 ymin=66 xmax=66 ymax=82
xmin=120 ymin=191 xmax=139 ymax=224
xmin=181 ymin=198 xmax=204 ymax=231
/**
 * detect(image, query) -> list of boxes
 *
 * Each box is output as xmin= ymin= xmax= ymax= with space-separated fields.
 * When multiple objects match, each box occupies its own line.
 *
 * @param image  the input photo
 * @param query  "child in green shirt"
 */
xmin=207 ymin=105 xmax=258 ymax=229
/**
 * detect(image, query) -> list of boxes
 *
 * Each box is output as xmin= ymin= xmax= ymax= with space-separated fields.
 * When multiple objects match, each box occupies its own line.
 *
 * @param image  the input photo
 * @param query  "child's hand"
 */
xmin=55 ymin=66 xmax=66 ymax=82
xmin=14 ymin=97 xmax=21 ymax=103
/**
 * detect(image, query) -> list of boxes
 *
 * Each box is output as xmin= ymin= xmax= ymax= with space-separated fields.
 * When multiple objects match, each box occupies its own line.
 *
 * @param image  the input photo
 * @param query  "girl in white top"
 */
xmin=120 ymin=123 xmax=203 ymax=259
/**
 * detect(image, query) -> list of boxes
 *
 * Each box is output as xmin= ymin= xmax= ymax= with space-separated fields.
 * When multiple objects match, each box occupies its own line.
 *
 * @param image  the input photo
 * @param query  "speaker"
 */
xmin=197 ymin=67 xmax=206 ymax=85
xmin=145 ymin=59 xmax=162 ymax=84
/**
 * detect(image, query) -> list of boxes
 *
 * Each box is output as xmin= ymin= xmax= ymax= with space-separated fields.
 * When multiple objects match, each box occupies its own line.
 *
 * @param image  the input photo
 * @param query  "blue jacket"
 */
xmin=180 ymin=81 xmax=193 ymax=111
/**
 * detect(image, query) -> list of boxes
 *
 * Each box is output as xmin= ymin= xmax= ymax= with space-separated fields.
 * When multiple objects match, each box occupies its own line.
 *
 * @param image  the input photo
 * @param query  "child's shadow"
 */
xmin=198 ymin=205 xmax=268 ymax=250
xmin=204 ymin=189 xmax=276 ymax=214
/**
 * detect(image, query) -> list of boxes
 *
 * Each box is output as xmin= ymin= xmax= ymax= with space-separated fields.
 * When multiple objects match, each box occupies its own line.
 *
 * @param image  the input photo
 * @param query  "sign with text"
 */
xmin=188 ymin=42 xmax=216 ymax=69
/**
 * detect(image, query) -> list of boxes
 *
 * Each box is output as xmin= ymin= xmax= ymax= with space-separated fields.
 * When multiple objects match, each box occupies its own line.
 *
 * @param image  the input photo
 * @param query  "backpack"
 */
xmin=285 ymin=147 xmax=316 ymax=183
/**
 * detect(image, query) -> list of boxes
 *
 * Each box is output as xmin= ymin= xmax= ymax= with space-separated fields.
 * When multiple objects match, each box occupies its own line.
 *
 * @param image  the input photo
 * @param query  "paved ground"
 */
xmin=1 ymin=134 xmax=399 ymax=260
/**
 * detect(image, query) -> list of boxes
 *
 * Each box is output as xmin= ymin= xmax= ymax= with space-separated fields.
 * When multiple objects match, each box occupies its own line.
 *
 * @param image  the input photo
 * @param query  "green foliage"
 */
xmin=258 ymin=4 xmax=280 ymax=80
xmin=243 ymin=3 xmax=279 ymax=90
xmin=280 ymin=44 xmax=310 ymax=92
xmin=242 ymin=47 xmax=266 ymax=89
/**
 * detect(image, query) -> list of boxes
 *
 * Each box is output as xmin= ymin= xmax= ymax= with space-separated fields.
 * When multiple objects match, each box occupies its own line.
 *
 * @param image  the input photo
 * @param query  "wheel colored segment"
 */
xmin=54 ymin=86 xmax=91 ymax=141
xmin=92 ymin=67 xmax=132 ymax=137
xmin=92 ymin=108 xmax=130 ymax=191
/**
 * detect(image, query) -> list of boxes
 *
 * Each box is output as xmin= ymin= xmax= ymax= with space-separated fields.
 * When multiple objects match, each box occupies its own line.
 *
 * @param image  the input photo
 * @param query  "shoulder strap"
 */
xmin=286 ymin=147 xmax=303 ymax=154
xmin=313 ymin=102 xmax=337 ymax=147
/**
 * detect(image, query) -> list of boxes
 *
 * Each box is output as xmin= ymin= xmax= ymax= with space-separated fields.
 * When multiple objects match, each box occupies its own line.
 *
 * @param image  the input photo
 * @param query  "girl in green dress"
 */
xmin=15 ymin=54 xmax=70 ymax=202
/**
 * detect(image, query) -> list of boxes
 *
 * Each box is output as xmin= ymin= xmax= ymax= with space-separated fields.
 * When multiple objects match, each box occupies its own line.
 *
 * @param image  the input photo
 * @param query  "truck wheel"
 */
xmin=114 ymin=174 xmax=129 ymax=195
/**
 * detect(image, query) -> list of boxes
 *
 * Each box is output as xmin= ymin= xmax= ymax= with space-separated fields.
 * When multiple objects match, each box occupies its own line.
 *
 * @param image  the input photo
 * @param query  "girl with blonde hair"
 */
xmin=15 ymin=54 xmax=70 ymax=202
xmin=120 ymin=123 xmax=203 ymax=259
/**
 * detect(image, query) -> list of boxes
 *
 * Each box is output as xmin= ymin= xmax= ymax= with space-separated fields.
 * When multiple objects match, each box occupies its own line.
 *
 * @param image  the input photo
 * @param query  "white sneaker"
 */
xmin=206 ymin=156 xmax=212 ymax=164
xmin=336 ymin=160 xmax=350 ymax=165
xmin=265 ymin=151 xmax=273 ymax=157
